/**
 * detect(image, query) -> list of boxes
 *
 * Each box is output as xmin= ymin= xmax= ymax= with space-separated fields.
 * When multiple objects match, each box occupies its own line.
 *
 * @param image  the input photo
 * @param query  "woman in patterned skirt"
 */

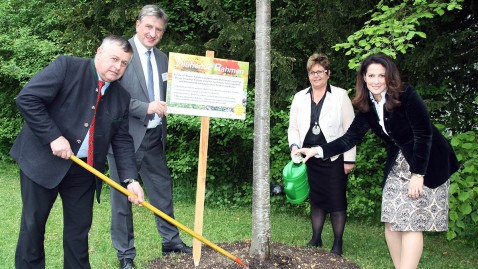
xmin=298 ymin=53 xmax=459 ymax=269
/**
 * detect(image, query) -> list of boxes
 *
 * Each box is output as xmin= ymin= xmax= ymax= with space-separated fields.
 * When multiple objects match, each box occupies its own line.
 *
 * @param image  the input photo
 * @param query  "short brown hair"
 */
xmin=306 ymin=53 xmax=330 ymax=72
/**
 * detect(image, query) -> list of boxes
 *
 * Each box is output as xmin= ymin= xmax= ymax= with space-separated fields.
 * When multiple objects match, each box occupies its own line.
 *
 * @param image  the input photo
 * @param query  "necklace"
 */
xmin=311 ymin=91 xmax=324 ymax=136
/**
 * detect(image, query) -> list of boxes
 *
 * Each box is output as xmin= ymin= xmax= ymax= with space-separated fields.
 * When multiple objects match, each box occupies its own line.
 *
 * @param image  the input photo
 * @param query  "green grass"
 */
xmin=1 ymin=161 xmax=477 ymax=269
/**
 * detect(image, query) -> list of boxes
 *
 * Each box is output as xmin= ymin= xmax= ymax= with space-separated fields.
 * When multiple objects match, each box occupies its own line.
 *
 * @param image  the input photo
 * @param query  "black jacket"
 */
xmin=10 ymin=56 xmax=137 ymax=200
xmin=322 ymin=85 xmax=459 ymax=188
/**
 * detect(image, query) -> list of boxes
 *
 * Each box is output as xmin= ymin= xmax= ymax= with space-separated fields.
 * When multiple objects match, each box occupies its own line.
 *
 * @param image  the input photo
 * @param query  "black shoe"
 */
xmin=330 ymin=249 xmax=342 ymax=257
xmin=306 ymin=238 xmax=323 ymax=248
xmin=331 ymin=239 xmax=343 ymax=256
xmin=119 ymin=258 xmax=136 ymax=269
xmin=162 ymin=242 xmax=193 ymax=255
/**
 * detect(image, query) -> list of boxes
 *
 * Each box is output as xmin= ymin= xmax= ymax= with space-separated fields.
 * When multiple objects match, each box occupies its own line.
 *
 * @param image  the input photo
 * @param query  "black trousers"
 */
xmin=108 ymin=126 xmax=181 ymax=260
xmin=15 ymin=161 xmax=96 ymax=269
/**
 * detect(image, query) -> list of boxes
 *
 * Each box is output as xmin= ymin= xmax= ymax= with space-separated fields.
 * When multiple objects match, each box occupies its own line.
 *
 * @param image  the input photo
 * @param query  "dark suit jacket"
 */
xmin=321 ymin=85 xmax=459 ymax=188
xmin=10 ymin=55 xmax=137 ymax=200
xmin=117 ymin=38 xmax=168 ymax=152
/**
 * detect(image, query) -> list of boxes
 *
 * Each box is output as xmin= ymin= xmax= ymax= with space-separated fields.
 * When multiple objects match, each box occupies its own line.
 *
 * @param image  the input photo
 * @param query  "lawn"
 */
xmin=1 ymin=161 xmax=476 ymax=269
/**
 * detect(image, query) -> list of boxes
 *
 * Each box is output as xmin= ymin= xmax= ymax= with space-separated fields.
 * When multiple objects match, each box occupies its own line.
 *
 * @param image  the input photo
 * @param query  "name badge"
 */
xmin=162 ymin=72 xmax=168 ymax=82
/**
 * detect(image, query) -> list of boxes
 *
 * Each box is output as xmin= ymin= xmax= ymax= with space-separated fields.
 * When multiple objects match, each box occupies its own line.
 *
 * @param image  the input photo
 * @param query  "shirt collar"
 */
xmin=306 ymin=83 xmax=332 ymax=95
xmin=95 ymin=72 xmax=110 ymax=94
xmin=133 ymin=35 xmax=152 ymax=55
xmin=369 ymin=90 xmax=387 ymax=105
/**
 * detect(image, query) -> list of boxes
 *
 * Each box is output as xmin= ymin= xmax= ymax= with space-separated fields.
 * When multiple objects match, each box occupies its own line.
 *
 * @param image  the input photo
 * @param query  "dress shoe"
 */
xmin=119 ymin=258 xmax=136 ymax=269
xmin=330 ymin=239 xmax=343 ymax=256
xmin=330 ymin=248 xmax=343 ymax=257
xmin=305 ymin=238 xmax=323 ymax=248
xmin=162 ymin=242 xmax=192 ymax=255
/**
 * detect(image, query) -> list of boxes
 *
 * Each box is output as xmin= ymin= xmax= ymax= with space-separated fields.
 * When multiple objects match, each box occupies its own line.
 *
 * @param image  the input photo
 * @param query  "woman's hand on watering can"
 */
xmin=290 ymin=145 xmax=302 ymax=163
xmin=298 ymin=147 xmax=319 ymax=163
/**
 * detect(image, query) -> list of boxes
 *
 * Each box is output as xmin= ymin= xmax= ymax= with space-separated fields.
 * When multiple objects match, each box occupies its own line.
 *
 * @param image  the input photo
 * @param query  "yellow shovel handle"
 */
xmin=69 ymin=155 xmax=248 ymax=268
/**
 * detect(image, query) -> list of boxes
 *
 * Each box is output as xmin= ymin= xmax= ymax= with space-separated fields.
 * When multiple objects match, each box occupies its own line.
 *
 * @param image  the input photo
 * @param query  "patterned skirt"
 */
xmin=381 ymin=151 xmax=450 ymax=232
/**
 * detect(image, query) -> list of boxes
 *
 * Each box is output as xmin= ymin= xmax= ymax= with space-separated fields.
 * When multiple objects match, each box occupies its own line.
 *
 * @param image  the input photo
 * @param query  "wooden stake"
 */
xmin=193 ymin=50 xmax=214 ymax=267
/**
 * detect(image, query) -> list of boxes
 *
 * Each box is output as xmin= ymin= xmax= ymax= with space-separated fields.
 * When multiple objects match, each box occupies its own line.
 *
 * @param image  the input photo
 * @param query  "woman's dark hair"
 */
xmin=352 ymin=53 xmax=402 ymax=112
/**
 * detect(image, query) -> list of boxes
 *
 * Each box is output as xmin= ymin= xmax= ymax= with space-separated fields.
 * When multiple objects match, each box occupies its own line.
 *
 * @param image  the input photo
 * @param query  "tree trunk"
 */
xmin=249 ymin=0 xmax=272 ymax=261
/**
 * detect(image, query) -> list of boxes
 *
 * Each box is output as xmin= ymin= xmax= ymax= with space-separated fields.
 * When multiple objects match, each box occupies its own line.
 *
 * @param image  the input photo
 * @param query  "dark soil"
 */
xmin=149 ymin=241 xmax=361 ymax=269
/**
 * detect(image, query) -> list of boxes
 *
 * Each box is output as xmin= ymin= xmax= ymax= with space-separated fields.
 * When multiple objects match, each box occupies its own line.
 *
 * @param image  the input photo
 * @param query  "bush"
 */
xmin=346 ymin=132 xmax=386 ymax=221
xmin=447 ymin=130 xmax=478 ymax=240
xmin=0 ymin=88 xmax=22 ymax=160
xmin=167 ymin=88 xmax=255 ymax=207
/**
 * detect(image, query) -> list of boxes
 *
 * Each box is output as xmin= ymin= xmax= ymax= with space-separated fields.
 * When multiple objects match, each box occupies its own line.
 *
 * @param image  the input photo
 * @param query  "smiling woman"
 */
xmin=298 ymin=53 xmax=460 ymax=269
xmin=288 ymin=53 xmax=356 ymax=256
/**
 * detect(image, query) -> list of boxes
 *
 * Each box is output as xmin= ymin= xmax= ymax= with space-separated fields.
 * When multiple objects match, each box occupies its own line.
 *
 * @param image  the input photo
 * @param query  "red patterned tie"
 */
xmin=87 ymin=80 xmax=104 ymax=166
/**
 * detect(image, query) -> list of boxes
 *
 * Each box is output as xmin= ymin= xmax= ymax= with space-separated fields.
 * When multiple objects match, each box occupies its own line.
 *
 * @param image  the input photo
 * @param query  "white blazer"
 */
xmin=288 ymin=85 xmax=356 ymax=162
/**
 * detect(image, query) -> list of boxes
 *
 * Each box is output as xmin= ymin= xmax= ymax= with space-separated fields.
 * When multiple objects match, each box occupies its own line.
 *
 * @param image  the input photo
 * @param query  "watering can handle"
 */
xmin=290 ymin=160 xmax=303 ymax=172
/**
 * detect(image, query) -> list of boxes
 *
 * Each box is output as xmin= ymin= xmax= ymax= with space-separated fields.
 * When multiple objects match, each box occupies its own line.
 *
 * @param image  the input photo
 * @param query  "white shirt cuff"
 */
xmin=314 ymin=146 xmax=324 ymax=158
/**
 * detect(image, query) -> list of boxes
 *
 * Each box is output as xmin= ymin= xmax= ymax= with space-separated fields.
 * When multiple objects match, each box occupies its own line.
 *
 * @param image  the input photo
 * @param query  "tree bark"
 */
xmin=249 ymin=0 xmax=272 ymax=261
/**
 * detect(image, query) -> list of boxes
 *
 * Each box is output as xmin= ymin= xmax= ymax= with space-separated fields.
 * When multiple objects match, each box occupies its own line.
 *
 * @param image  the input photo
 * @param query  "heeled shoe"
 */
xmin=330 ymin=240 xmax=343 ymax=256
xmin=305 ymin=239 xmax=323 ymax=248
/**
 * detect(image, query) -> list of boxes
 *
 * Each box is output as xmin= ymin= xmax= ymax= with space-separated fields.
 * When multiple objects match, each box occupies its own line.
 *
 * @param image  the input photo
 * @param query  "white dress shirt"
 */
xmin=133 ymin=35 xmax=162 ymax=128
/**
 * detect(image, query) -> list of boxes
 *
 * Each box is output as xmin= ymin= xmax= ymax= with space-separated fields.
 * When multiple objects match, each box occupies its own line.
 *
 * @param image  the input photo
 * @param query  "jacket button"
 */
xmin=77 ymin=140 xmax=81 ymax=144
xmin=92 ymin=106 xmax=95 ymax=110
xmin=84 ymin=123 xmax=89 ymax=127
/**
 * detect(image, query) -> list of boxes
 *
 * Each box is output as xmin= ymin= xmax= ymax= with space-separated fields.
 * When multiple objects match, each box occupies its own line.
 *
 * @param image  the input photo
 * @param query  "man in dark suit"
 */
xmin=107 ymin=5 xmax=191 ymax=269
xmin=10 ymin=35 xmax=145 ymax=269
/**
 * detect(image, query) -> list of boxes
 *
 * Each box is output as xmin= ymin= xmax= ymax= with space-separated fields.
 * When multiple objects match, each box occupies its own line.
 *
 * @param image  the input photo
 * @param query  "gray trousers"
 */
xmin=107 ymin=126 xmax=181 ymax=260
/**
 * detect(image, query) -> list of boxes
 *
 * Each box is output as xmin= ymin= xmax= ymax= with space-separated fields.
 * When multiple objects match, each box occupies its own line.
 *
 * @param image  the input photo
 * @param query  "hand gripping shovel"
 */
xmin=70 ymin=155 xmax=249 ymax=268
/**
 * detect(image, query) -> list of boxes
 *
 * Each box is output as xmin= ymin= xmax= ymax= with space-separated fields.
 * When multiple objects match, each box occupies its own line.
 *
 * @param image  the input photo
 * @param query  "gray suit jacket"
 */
xmin=118 ymin=38 xmax=169 ymax=152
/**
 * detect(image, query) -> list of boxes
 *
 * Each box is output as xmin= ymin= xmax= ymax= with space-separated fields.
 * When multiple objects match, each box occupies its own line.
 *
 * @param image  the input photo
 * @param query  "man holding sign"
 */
xmin=107 ymin=5 xmax=191 ymax=269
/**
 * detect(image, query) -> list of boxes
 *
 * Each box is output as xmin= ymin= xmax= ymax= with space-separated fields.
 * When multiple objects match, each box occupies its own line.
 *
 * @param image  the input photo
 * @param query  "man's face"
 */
xmin=136 ymin=15 xmax=166 ymax=49
xmin=95 ymin=43 xmax=132 ymax=82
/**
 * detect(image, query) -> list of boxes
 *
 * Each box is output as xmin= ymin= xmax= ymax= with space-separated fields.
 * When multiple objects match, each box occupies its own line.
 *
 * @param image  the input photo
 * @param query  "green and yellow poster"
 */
xmin=166 ymin=52 xmax=249 ymax=120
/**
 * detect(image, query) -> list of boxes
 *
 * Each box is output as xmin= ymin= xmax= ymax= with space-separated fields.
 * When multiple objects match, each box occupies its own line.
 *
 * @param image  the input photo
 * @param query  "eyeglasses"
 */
xmin=308 ymin=70 xmax=328 ymax=76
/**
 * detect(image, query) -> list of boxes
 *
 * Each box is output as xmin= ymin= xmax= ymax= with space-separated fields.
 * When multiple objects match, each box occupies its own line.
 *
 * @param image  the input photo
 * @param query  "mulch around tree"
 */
xmin=149 ymin=241 xmax=361 ymax=269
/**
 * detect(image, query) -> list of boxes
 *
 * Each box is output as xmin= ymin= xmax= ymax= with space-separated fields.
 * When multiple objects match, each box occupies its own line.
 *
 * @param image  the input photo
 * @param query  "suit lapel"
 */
xmin=298 ymin=90 xmax=312 ymax=137
xmin=152 ymin=47 xmax=165 ymax=101
xmin=319 ymin=93 xmax=332 ymax=121
xmin=129 ymin=39 xmax=149 ymax=100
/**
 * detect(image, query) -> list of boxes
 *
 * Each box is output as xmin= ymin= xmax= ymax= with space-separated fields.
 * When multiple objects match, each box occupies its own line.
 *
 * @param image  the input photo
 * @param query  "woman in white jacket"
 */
xmin=288 ymin=53 xmax=356 ymax=256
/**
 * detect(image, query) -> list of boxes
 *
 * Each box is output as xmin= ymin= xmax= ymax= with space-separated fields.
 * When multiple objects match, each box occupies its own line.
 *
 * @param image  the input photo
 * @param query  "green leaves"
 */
xmin=332 ymin=0 xmax=465 ymax=69
xmin=447 ymin=131 xmax=478 ymax=240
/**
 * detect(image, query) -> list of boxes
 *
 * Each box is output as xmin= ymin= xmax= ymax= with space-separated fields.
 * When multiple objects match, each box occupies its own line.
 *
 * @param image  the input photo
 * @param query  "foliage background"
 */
xmin=0 ymin=0 xmax=476 ymax=239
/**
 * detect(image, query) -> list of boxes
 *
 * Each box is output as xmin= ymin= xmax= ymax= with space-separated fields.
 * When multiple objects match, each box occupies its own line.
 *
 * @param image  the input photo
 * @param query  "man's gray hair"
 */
xmin=137 ymin=4 xmax=168 ymax=26
xmin=100 ymin=35 xmax=132 ymax=53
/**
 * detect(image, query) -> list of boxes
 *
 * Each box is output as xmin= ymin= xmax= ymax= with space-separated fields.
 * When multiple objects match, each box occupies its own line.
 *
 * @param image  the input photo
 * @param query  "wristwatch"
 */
xmin=289 ymin=143 xmax=300 ymax=151
xmin=123 ymin=178 xmax=137 ymax=185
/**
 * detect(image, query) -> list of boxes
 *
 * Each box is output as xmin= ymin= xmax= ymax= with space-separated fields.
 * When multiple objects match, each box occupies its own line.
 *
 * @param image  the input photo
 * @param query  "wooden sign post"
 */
xmin=192 ymin=50 xmax=214 ymax=266
xmin=166 ymin=50 xmax=248 ymax=267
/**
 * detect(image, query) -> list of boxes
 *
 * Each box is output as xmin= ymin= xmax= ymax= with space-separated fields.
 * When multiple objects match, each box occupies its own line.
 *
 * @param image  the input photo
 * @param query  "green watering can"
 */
xmin=282 ymin=160 xmax=309 ymax=204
